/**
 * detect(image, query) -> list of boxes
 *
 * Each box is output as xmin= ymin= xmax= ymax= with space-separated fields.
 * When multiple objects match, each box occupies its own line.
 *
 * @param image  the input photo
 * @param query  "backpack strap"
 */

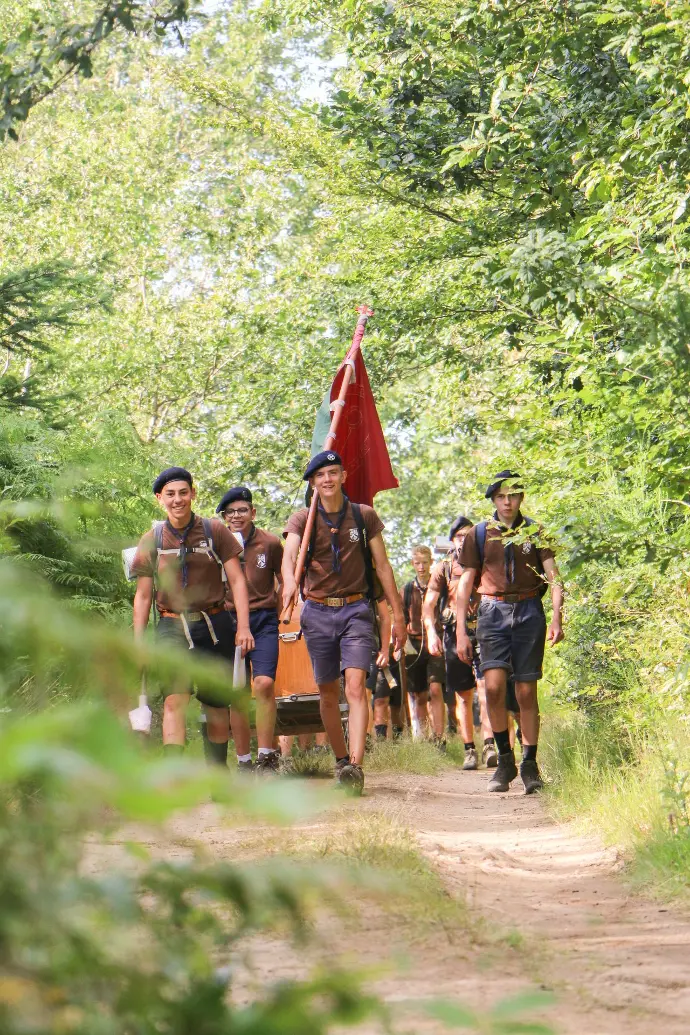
xmin=151 ymin=518 xmax=228 ymax=585
xmin=350 ymin=502 xmax=375 ymax=603
xmin=438 ymin=557 xmax=451 ymax=614
xmin=199 ymin=517 xmax=227 ymax=584
xmin=475 ymin=521 xmax=488 ymax=569
xmin=403 ymin=580 xmax=414 ymax=625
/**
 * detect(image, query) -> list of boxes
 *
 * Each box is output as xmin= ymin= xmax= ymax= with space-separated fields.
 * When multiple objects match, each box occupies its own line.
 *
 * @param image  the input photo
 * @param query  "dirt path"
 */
xmin=89 ymin=768 xmax=690 ymax=1034
xmin=356 ymin=770 xmax=690 ymax=1035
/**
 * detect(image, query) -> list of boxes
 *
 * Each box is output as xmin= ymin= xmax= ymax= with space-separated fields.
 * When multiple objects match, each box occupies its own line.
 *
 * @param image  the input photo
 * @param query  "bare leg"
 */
xmin=315 ymin=732 xmax=328 ymax=748
xmin=429 ymin=680 xmax=446 ymax=737
xmin=412 ymin=690 xmax=430 ymax=735
xmin=162 ymin=693 xmax=191 ymax=746
xmin=373 ymin=697 xmax=390 ymax=728
xmin=344 ymin=667 xmax=369 ymax=765
xmin=483 ymin=668 xmax=509 ymax=734
xmin=253 ymin=675 xmax=277 ymax=750
xmin=457 ymin=689 xmax=475 ymax=744
xmin=278 ymin=735 xmax=293 ymax=758
xmin=318 ymin=679 xmax=348 ymax=759
xmin=477 ymin=679 xmax=493 ymax=739
xmin=229 ymin=703 xmax=251 ymax=757
xmin=515 ymin=681 xmax=539 ymax=745
xmin=205 ymin=705 xmax=230 ymax=744
xmin=446 ymin=692 xmax=459 ymax=732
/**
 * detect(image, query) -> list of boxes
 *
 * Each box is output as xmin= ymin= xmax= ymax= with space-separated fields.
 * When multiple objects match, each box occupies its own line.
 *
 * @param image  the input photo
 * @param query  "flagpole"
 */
xmin=281 ymin=305 xmax=374 ymax=624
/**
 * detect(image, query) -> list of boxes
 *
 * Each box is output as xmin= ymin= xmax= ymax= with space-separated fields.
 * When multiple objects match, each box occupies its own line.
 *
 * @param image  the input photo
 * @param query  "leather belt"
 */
xmin=482 ymin=591 xmax=539 ymax=604
xmin=306 ymin=593 xmax=366 ymax=608
xmin=158 ymin=604 xmax=225 ymax=621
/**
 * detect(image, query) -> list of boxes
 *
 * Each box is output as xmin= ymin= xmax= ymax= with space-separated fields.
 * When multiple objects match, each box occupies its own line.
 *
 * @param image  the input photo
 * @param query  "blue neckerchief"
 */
xmin=318 ymin=495 xmax=349 ymax=574
xmin=165 ymin=513 xmax=197 ymax=588
xmin=493 ymin=510 xmax=526 ymax=585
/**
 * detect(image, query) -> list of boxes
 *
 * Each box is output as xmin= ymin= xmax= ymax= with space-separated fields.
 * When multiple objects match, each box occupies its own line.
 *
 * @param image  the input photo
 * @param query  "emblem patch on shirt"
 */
xmin=349 ymin=528 xmax=360 ymax=542
xmin=256 ymin=553 xmax=267 ymax=568
xmin=522 ymin=542 xmax=532 ymax=554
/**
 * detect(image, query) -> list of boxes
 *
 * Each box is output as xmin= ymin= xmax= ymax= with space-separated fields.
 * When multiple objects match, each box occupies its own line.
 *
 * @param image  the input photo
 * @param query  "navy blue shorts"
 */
xmin=228 ymin=607 xmax=280 ymax=680
xmin=442 ymin=623 xmax=476 ymax=696
xmin=371 ymin=658 xmax=402 ymax=707
xmin=156 ymin=609 xmax=234 ymax=707
xmin=476 ymin=597 xmax=546 ymax=682
xmin=301 ymin=598 xmax=375 ymax=685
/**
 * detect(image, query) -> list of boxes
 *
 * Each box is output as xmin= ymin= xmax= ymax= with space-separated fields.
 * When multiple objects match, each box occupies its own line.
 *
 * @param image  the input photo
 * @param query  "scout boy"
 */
xmin=282 ymin=450 xmax=406 ymax=795
xmin=131 ymin=467 xmax=253 ymax=760
xmin=455 ymin=472 xmax=564 ymax=794
xmin=217 ymin=486 xmax=283 ymax=772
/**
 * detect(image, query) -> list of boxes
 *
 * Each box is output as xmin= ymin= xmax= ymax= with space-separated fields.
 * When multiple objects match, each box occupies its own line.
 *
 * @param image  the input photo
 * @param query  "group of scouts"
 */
xmin=131 ymin=455 xmax=564 ymax=797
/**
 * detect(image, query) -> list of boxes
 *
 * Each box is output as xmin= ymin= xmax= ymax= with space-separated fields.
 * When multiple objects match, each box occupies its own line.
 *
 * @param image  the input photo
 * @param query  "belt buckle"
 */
xmin=186 ymin=611 xmax=202 ymax=622
xmin=504 ymin=594 xmax=519 ymax=605
xmin=325 ymin=596 xmax=344 ymax=607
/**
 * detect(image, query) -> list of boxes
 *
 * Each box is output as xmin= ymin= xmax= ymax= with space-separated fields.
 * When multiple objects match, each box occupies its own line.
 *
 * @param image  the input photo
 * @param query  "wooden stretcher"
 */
xmin=272 ymin=602 xmax=348 ymax=735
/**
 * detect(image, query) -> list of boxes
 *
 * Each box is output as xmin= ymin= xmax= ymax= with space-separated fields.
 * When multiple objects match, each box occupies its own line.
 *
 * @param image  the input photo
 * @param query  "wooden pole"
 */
xmin=281 ymin=305 xmax=374 ymax=623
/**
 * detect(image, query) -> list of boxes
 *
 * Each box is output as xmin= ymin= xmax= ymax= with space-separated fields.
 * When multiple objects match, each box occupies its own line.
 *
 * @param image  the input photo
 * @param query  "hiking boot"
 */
xmin=433 ymin=734 xmax=447 ymax=753
xmin=237 ymin=759 xmax=254 ymax=773
xmin=335 ymin=760 xmax=365 ymax=796
xmin=254 ymin=750 xmax=280 ymax=774
xmin=462 ymin=746 xmax=479 ymax=771
xmin=482 ymin=742 xmax=499 ymax=768
xmin=487 ymin=751 xmax=517 ymax=792
xmin=520 ymin=759 xmax=544 ymax=795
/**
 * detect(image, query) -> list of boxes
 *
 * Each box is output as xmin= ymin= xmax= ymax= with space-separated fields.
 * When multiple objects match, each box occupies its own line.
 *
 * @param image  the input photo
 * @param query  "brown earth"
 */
xmin=88 ymin=768 xmax=690 ymax=1035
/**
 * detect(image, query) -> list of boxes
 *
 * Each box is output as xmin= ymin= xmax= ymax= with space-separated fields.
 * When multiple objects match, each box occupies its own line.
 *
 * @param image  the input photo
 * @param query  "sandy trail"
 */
xmin=89 ymin=768 xmax=690 ymax=1034
xmin=358 ymin=770 xmax=690 ymax=1035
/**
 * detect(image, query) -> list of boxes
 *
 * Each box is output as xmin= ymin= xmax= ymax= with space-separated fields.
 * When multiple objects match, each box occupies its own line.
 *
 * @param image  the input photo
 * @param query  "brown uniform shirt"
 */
xmin=283 ymin=502 xmax=384 ymax=600
xmin=458 ymin=519 xmax=554 ymax=596
xmin=403 ymin=577 xmax=442 ymax=637
xmin=429 ymin=553 xmax=478 ymax=627
xmin=402 ymin=579 xmax=426 ymax=637
xmin=225 ymin=525 xmax=283 ymax=612
xmin=428 ymin=555 xmax=463 ymax=603
xmin=131 ymin=515 xmax=242 ymax=613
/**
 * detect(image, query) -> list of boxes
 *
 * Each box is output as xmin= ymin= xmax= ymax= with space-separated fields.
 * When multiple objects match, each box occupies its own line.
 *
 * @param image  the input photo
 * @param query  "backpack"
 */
xmin=121 ymin=517 xmax=228 ymax=586
xmin=475 ymin=517 xmax=547 ymax=597
xmin=303 ymin=500 xmax=375 ymax=601
xmin=151 ymin=517 xmax=227 ymax=587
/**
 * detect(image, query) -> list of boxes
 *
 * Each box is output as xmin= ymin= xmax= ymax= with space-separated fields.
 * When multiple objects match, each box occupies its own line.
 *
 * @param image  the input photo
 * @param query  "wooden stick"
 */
xmin=281 ymin=306 xmax=373 ymax=623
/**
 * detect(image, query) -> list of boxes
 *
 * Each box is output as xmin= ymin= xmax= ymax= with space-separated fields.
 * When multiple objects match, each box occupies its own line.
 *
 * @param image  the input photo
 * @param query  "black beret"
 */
xmin=303 ymin=450 xmax=343 ymax=481
xmin=484 ymin=470 xmax=524 ymax=500
xmin=152 ymin=467 xmax=193 ymax=494
xmin=449 ymin=515 xmax=473 ymax=539
xmin=216 ymin=486 xmax=253 ymax=513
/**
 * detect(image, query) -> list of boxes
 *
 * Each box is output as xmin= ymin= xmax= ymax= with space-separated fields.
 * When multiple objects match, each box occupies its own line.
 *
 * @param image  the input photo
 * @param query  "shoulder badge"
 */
xmin=522 ymin=541 xmax=532 ymax=554
xmin=349 ymin=527 xmax=360 ymax=542
xmin=256 ymin=553 xmax=267 ymax=568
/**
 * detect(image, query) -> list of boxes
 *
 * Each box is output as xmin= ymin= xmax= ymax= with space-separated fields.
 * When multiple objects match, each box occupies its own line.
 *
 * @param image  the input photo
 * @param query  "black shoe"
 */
xmin=335 ymin=760 xmax=364 ymax=796
xmin=237 ymin=759 xmax=254 ymax=773
xmin=487 ymin=751 xmax=517 ymax=792
xmin=254 ymin=750 xmax=280 ymax=774
xmin=520 ymin=759 xmax=544 ymax=794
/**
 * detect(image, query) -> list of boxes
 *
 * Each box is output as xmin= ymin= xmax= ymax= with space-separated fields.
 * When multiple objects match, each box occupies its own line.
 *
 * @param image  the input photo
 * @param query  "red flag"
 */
xmin=311 ymin=340 xmax=398 ymax=507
